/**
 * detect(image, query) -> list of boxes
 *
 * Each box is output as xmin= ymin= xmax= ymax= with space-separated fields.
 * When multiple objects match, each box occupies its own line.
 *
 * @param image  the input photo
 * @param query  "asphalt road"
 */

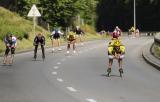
xmin=0 ymin=36 xmax=160 ymax=102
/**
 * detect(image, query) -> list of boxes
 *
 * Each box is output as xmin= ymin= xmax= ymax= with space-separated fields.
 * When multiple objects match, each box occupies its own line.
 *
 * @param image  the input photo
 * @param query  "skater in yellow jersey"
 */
xmin=107 ymin=39 xmax=125 ymax=77
xmin=66 ymin=31 xmax=76 ymax=54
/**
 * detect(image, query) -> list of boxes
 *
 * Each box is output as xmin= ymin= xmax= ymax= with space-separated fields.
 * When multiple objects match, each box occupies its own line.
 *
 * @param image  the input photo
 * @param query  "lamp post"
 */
xmin=134 ymin=0 xmax=136 ymax=30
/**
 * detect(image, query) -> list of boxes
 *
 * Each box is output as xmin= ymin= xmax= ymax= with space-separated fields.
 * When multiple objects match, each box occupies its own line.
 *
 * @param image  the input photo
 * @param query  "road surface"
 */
xmin=0 ymin=36 xmax=160 ymax=102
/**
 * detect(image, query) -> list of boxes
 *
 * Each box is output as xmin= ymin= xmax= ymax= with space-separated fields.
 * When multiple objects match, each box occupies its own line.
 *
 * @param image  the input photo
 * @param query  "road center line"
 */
xmin=67 ymin=87 xmax=77 ymax=92
xmin=57 ymin=62 xmax=61 ymax=65
xmin=54 ymin=66 xmax=59 ymax=69
xmin=86 ymin=99 xmax=97 ymax=102
xmin=57 ymin=78 xmax=64 ymax=82
xmin=52 ymin=72 xmax=57 ymax=75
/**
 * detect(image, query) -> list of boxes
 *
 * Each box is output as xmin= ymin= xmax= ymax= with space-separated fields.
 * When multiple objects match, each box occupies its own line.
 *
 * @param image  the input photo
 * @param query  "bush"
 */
xmin=23 ymin=32 xmax=29 ymax=39
xmin=154 ymin=45 xmax=160 ymax=57
xmin=0 ymin=49 xmax=3 ymax=54
xmin=14 ymin=32 xmax=23 ymax=40
xmin=81 ymin=24 xmax=97 ymax=35
xmin=17 ymin=36 xmax=23 ymax=40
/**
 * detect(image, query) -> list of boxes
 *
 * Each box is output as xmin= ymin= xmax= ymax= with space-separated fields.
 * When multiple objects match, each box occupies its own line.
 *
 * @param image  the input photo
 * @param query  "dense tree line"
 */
xmin=0 ymin=0 xmax=160 ymax=31
xmin=0 ymin=0 xmax=98 ymax=30
xmin=96 ymin=0 xmax=160 ymax=31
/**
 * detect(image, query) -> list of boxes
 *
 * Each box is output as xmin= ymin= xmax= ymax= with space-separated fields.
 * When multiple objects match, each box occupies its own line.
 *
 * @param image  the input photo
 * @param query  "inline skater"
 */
xmin=107 ymin=38 xmax=125 ymax=77
xmin=3 ymin=33 xmax=17 ymax=65
xmin=66 ymin=31 xmax=76 ymax=54
xmin=74 ymin=26 xmax=85 ymax=45
xmin=33 ymin=33 xmax=45 ymax=60
xmin=50 ymin=28 xmax=63 ymax=52
xmin=112 ymin=26 xmax=122 ymax=39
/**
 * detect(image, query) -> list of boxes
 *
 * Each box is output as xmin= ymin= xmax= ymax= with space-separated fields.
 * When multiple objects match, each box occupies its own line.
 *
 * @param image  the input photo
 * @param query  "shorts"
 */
xmin=5 ymin=47 xmax=15 ymax=55
xmin=68 ymin=39 xmax=75 ymax=42
xmin=108 ymin=55 xmax=124 ymax=59
xmin=53 ymin=34 xmax=60 ymax=39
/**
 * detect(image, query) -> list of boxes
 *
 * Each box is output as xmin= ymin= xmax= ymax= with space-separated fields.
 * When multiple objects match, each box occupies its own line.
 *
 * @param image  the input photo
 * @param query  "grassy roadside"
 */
xmin=0 ymin=6 xmax=50 ymax=55
xmin=153 ymin=44 xmax=160 ymax=59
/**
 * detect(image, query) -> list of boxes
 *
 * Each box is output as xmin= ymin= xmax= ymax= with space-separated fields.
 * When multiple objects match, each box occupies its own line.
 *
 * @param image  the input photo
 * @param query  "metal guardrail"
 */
xmin=126 ymin=31 xmax=158 ymax=36
xmin=154 ymin=33 xmax=160 ymax=46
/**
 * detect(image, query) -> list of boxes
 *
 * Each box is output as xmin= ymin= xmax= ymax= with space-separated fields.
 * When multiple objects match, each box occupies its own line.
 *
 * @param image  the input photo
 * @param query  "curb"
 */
xmin=142 ymin=41 xmax=160 ymax=71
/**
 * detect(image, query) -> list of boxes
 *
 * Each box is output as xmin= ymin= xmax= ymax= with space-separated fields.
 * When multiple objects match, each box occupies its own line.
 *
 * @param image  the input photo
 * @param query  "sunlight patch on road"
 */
xmin=86 ymin=99 xmax=97 ymax=102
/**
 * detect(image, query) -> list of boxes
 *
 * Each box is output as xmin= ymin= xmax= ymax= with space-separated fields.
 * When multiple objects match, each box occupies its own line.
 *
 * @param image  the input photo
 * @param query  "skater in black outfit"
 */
xmin=33 ymin=33 xmax=45 ymax=60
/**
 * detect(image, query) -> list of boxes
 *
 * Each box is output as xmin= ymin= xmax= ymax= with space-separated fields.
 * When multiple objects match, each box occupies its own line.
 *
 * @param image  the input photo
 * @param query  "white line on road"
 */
xmin=57 ymin=62 xmax=61 ymax=65
xmin=54 ymin=66 xmax=59 ymax=69
xmin=57 ymin=78 xmax=64 ymax=82
xmin=86 ymin=99 xmax=97 ymax=102
xmin=52 ymin=72 xmax=57 ymax=75
xmin=67 ymin=87 xmax=77 ymax=92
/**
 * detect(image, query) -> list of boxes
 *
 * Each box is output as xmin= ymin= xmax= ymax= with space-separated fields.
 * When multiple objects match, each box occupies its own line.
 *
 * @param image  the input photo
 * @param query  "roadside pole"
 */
xmin=27 ymin=4 xmax=41 ymax=36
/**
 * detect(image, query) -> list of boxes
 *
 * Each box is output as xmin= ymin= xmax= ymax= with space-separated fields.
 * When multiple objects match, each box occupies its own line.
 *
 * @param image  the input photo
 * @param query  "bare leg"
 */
xmin=108 ymin=59 xmax=113 ymax=69
xmin=51 ymin=39 xmax=54 ymax=49
xmin=107 ymin=59 xmax=113 ymax=74
xmin=72 ymin=40 xmax=76 ymax=50
xmin=3 ymin=47 xmax=10 ymax=64
xmin=80 ymin=35 xmax=84 ymax=45
xmin=118 ymin=59 xmax=123 ymax=76
xmin=9 ymin=54 xmax=14 ymax=64
xmin=3 ymin=55 xmax=7 ymax=64
xmin=57 ymin=39 xmax=62 ymax=50
xmin=58 ymin=39 xmax=60 ymax=47
xmin=10 ymin=48 xmax=15 ymax=64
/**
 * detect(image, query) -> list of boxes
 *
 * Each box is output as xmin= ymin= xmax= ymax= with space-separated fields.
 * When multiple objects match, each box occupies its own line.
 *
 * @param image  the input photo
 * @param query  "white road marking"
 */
xmin=57 ymin=78 xmax=64 ymax=82
xmin=57 ymin=62 xmax=61 ymax=65
xmin=86 ymin=99 xmax=97 ymax=102
xmin=67 ymin=87 xmax=77 ymax=92
xmin=54 ymin=66 xmax=59 ymax=69
xmin=52 ymin=72 xmax=57 ymax=75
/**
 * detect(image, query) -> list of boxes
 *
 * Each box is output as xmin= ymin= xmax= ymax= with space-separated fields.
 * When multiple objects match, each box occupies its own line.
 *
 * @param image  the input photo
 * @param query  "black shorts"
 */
xmin=53 ymin=34 xmax=60 ymax=39
xmin=5 ymin=47 xmax=15 ymax=55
